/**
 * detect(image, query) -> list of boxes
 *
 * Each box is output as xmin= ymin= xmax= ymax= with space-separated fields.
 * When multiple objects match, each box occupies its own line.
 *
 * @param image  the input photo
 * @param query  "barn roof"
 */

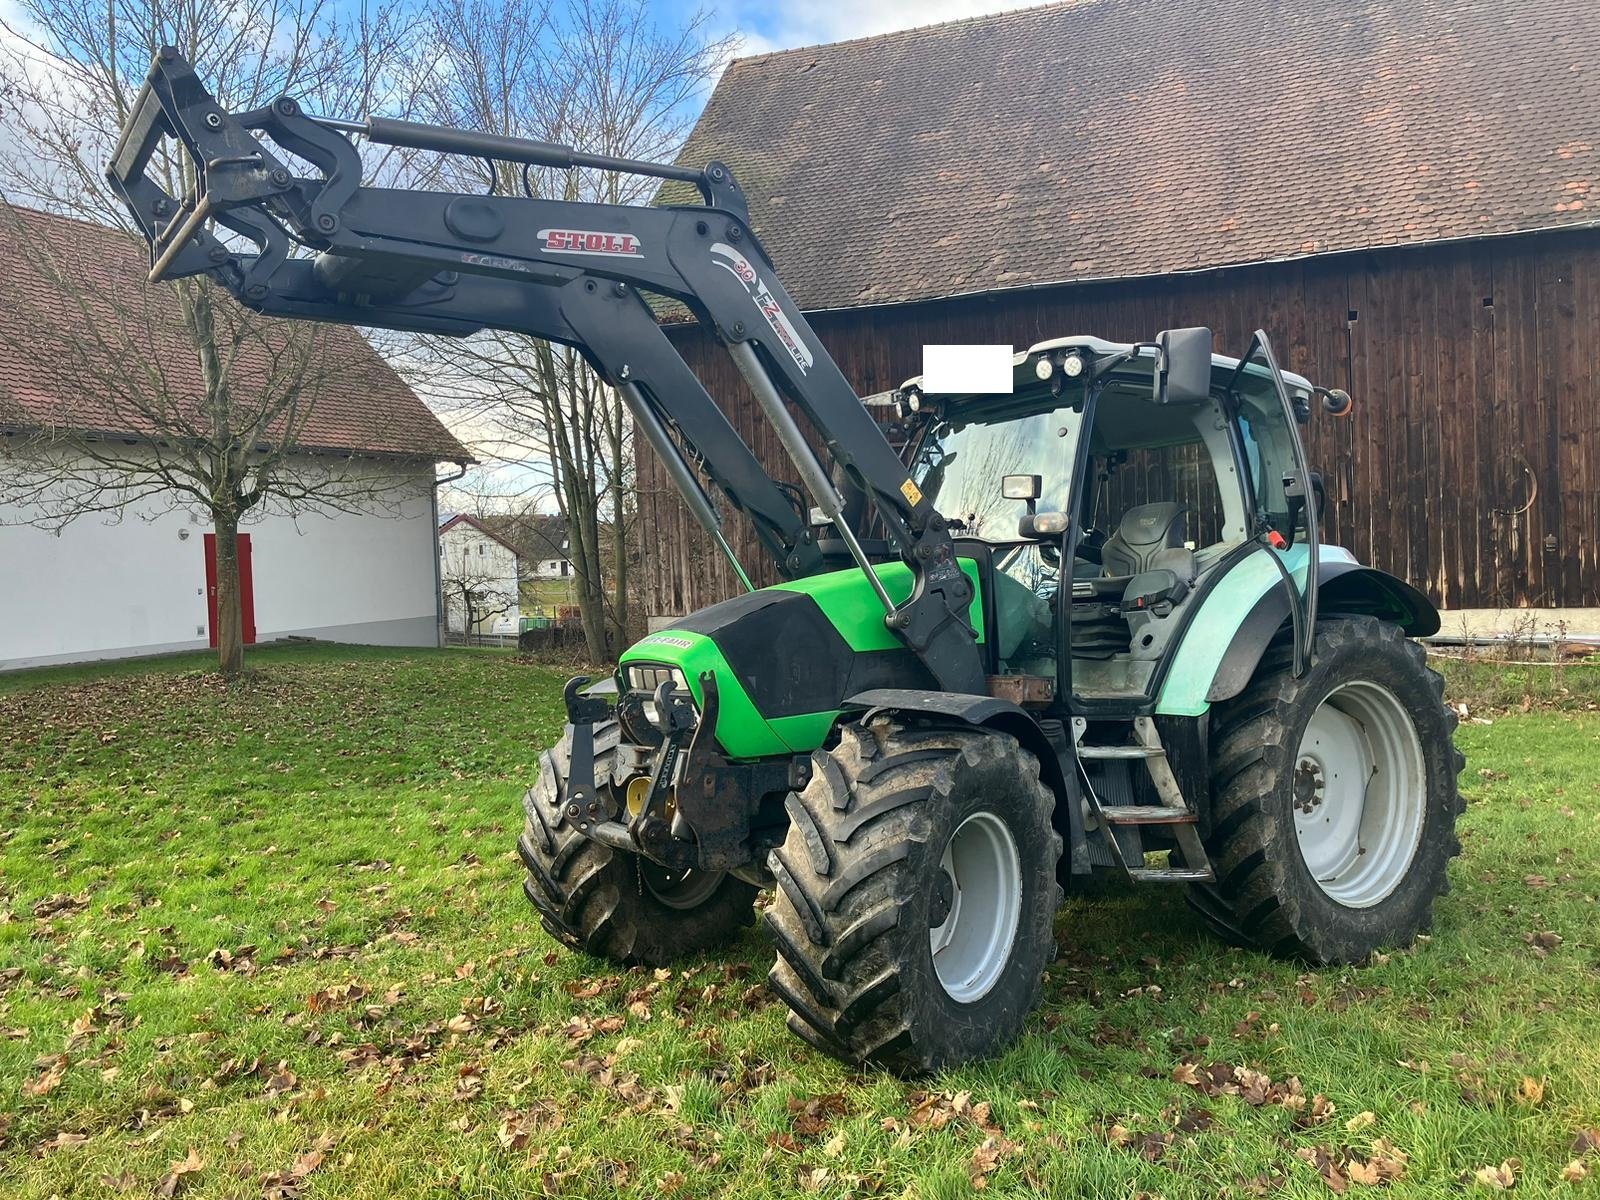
xmin=670 ymin=0 xmax=1600 ymax=312
xmin=0 ymin=205 xmax=470 ymax=462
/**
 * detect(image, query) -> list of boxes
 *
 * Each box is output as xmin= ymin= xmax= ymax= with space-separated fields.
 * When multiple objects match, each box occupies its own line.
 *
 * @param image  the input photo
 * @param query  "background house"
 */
xmin=644 ymin=0 xmax=1600 ymax=622
xmin=437 ymin=513 xmax=524 ymax=635
xmin=469 ymin=512 xmax=579 ymax=619
xmin=0 ymin=208 xmax=471 ymax=670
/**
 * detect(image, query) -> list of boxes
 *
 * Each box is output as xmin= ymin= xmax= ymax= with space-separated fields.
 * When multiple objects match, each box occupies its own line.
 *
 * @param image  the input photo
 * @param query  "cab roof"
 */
xmin=880 ymin=335 xmax=1316 ymax=401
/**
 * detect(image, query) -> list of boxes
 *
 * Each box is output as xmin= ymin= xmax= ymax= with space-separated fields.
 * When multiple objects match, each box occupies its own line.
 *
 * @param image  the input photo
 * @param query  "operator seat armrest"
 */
xmin=1121 ymin=568 xmax=1190 ymax=614
xmin=1071 ymin=575 xmax=1130 ymax=600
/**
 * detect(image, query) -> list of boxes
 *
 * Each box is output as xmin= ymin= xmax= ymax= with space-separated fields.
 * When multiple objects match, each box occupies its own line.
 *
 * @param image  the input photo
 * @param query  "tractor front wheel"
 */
xmin=1192 ymin=617 xmax=1464 ymax=963
xmin=765 ymin=718 xmax=1062 ymax=1073
xmin=517 ymin=720 xmax=758 ymax=966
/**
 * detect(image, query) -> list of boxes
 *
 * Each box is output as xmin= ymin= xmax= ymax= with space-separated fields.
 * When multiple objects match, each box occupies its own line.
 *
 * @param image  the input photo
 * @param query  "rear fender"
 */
xmin=1204 ymin=563 xmax=1440 ymax=705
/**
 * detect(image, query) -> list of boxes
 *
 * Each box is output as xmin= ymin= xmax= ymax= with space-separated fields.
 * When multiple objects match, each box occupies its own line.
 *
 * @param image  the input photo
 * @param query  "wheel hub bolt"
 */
xmin=1294 ymin=757 xmax=1326 ymax=815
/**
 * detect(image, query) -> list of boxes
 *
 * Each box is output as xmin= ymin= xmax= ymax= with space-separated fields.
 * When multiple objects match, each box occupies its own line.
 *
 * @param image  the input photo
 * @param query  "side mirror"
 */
xmin=1001 ymin=474 xmax=1041 ymax=502
xmin=1154 ymin=326 xmax=1213 ymax=405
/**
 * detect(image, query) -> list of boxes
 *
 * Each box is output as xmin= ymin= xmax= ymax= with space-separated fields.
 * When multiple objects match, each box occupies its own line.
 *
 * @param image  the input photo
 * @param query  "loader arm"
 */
xmin=106 ymin=49 xmax=983 ymax=693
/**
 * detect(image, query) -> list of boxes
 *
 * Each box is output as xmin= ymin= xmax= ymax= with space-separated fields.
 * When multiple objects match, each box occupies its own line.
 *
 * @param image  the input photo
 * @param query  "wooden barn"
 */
xmin=641 ymin=0 xmax=1600 ymax=623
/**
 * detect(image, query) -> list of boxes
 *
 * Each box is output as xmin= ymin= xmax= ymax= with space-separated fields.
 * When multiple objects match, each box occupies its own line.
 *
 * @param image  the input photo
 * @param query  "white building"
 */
xmin=437 ymin=514 xmax=522 ymax=636
xmin=0 ymin=207 xmax=471 ymax=671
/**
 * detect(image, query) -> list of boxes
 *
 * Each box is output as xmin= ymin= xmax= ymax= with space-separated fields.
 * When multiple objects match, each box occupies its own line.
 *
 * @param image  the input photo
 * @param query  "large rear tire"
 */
xmin=1192 ymin=617 xmax=1464 ymax=963
xmin=765 ymin=718 xmax=1062 ymax=1073
xmin=517 ymin=720 xmax=758 ymax=966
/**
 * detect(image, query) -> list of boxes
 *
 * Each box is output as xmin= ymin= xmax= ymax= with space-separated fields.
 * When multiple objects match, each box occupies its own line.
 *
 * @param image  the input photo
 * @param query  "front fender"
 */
xmin=842 ymin=686 xmax=1080 ymax=872
xmin=842 ymin=687 xmax=1067 ymax=802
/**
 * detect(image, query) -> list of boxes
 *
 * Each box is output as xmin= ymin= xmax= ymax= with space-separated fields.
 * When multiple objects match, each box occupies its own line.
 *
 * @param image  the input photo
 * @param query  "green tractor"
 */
xmin=114 ymin=52 xmax=1464 ymax=1073
xmin=523 ymin=336 xmax=1464 ymax=1071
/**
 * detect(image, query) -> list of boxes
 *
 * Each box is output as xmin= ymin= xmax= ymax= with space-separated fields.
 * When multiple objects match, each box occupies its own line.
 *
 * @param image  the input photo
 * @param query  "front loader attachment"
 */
xmin=106 ymin=48 xmax=986 ymax=696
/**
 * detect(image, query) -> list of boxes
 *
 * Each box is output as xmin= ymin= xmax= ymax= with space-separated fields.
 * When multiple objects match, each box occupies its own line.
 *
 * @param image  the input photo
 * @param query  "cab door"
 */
xmin=1226 ymin=331 xmax=1319 ymax=670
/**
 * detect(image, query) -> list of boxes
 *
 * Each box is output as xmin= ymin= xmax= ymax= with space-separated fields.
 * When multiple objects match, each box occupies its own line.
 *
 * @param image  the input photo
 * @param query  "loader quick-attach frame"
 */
xmin=107 ymin=48 xmax=984 ymax=698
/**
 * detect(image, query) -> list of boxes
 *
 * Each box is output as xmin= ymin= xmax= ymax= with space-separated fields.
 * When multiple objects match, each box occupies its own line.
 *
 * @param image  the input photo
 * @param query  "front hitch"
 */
xmin=556 ymin=671 xmax=794 ymax=874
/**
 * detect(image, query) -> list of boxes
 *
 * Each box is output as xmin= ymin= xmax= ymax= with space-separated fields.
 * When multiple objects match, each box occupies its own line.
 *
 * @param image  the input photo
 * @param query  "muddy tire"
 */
xmin=517 ymin=720 xmax=758 ymax=965
xmin=1191 ymin=617 xmax=1464 ymax=963
xmin=765 ymin=719 xmax=1062 ymax=1073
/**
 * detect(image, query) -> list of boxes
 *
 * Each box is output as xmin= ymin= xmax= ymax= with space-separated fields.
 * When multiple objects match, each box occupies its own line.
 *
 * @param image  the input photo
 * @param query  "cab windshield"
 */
xmin=910 ymin=397 xmax=1087 ymax=541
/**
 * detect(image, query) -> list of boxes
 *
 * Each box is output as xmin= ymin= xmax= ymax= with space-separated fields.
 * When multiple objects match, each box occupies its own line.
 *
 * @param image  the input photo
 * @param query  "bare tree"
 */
xmin=0 ymin=0 xmax=422 ymax=676
xmin=403 ymin=0 xmax=732 ymax=662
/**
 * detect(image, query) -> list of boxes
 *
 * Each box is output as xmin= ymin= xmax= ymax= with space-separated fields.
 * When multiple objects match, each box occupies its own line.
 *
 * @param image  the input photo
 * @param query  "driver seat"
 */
xmin=1101 ymin=502 xmax=1191 ymax=578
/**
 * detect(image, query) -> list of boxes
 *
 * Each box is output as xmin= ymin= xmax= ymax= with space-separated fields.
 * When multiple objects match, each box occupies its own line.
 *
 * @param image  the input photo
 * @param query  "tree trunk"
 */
xmin=608 ymin=405 xmax=630 ymax=652
xmin=213 ymin=512 xmax=245 ymax=678
xmin=565 ymin=482 xmax=610 ymax=663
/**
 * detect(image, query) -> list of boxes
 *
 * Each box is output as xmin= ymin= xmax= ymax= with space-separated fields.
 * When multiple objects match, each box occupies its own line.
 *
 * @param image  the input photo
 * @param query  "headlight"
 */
xmin=626 ymin=664 xmax=693 ymax=729
xmin=1033 ymin=355 xmax=1055 ymax=381
xmin=1061 ymin=351 xmax=1086 ymax=378
xmin=627 ymin=664 xmax=687 ymax=694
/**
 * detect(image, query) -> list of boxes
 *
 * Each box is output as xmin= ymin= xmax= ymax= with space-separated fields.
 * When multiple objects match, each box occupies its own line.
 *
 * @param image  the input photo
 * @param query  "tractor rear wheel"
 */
xmin=1192 ymin=617 xmax=1464 ymax=963
xmin=765 ymin=718 xmax=1062 ymax=1073
xmin=517 ymin=720 xmax=758 ymax=965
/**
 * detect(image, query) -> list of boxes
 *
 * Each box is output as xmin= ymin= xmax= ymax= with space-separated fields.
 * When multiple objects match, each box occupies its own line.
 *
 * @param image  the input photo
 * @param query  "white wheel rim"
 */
xmin=1293 ymin=681 xmax=1426 ymax=908
xmin=928 ymin=811 xmax=1022 ymax=1003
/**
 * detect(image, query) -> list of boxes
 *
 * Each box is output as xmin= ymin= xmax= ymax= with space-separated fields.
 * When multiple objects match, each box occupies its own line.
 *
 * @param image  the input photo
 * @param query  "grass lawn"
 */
xmin=2 ymin=644 xmax=1598 ymax=1198
xmin=521 ymin=578 xmax=578 ymax=618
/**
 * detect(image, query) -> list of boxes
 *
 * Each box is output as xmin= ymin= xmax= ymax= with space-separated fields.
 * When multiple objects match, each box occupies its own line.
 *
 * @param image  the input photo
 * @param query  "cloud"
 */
xmin=727 ymin=0 xmax=1048 ymax=55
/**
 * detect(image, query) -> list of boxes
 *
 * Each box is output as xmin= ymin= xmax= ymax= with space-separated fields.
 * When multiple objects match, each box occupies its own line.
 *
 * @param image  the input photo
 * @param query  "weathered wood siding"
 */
xmin=641 ymin=231 xmax=1600 ymax=616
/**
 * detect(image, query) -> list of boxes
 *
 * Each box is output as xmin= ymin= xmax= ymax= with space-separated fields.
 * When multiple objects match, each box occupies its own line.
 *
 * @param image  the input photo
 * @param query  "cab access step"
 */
xmin=1076 ymin=716 xmax=1216 ymax=883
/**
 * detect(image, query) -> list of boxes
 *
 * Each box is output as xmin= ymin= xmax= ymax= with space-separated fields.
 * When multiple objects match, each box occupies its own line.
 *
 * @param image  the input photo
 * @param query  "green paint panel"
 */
xmin=1156 ymin=544 xmax=1357 ymax=717
xmin=619 ymin=560 xmax=987 ymax=759
xmin=771 ymin=559 xmax=985 ymax=652
xmin=620 ymin=629 xmax=790 ymax=759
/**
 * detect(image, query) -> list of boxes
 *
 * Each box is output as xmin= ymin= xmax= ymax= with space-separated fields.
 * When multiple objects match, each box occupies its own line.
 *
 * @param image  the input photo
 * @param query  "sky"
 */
xmin=442 ymin=1 xmax=1057 ymax=511
xmin=697 ymin=0 xmax=1049 ymax=60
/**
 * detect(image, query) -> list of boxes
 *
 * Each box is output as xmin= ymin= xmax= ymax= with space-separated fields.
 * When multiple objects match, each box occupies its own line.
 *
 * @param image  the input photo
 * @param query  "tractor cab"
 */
xmin=898 ymin=335 xmax=1319 ymax=708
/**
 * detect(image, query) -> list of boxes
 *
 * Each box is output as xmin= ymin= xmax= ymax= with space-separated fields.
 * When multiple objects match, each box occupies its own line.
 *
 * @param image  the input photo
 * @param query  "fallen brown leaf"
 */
xmin=789 ymin=1092 xmax=847 ymax=1137
xmin=969 ymin=1132 xmax=1019 ymax=1188
xmin=1295 ymin=1145 xmax=1349 ymax=1194
xmin=155 ymin=1146 xmax=203 ymax=1198
xmin=23 ymin=1052 xmax=67 ymax=1097
xmin=38 ymin=1130 xmax=89 ymax=1153
xmin=263 ymin=1062 xmax=299 ymax=1095
xmin=1472 ymin=1160 xmax=1517 ymax=1190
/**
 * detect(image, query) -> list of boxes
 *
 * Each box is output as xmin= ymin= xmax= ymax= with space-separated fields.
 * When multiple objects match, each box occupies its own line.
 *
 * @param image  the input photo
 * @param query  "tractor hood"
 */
xmin=619 ymin=560 xmax=984 ymax=760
